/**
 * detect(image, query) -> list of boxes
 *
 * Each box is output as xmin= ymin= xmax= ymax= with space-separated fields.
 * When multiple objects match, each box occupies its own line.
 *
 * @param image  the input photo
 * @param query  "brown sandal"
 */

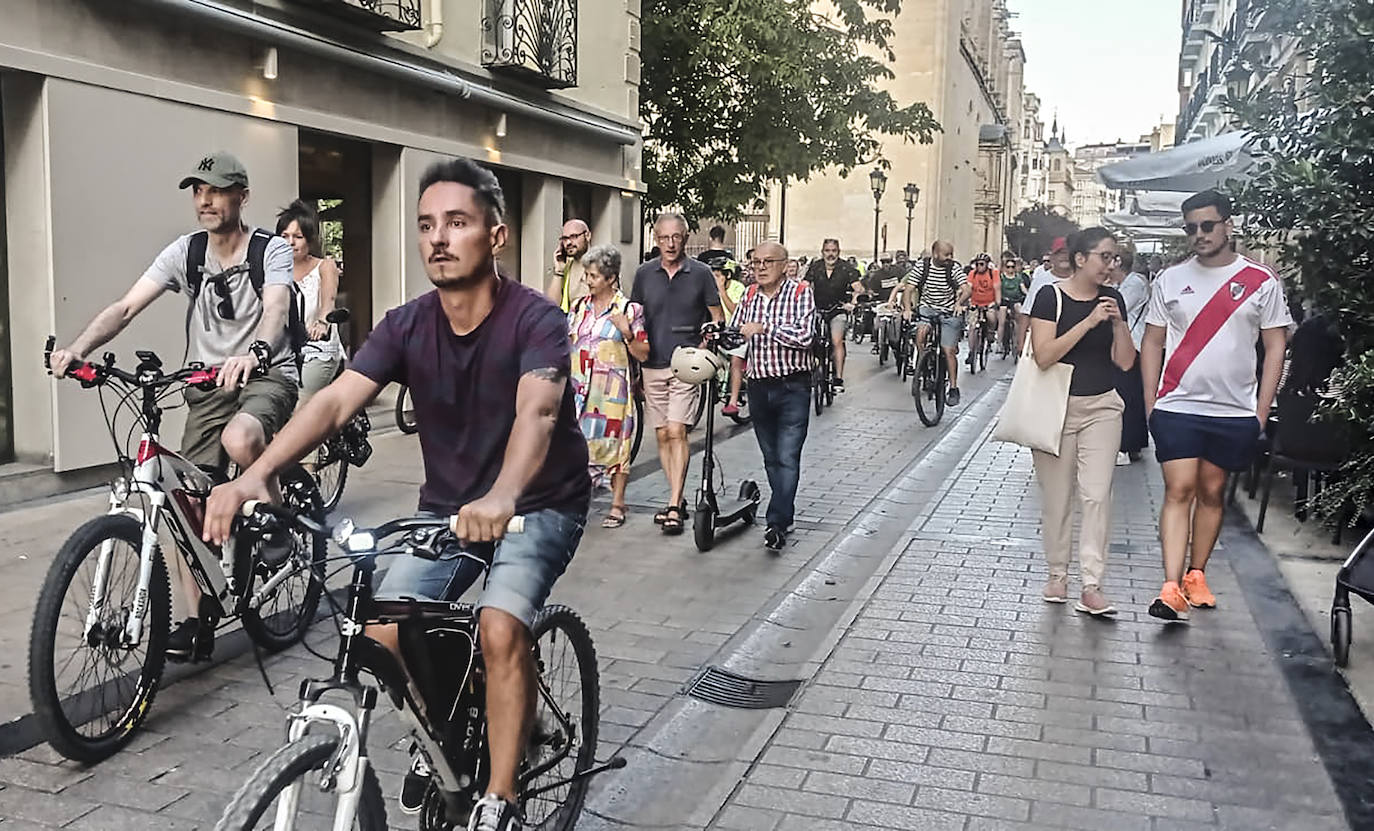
xmin=602 ymin=506 xmax=628 ymax=529
xmin=661 ymin=504 xmax=685 ymax=535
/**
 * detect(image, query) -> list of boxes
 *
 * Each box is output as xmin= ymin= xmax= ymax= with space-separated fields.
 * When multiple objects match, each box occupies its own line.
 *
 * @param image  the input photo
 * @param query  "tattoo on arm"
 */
xmin=527 ymin=367 xmax=567 ymax=382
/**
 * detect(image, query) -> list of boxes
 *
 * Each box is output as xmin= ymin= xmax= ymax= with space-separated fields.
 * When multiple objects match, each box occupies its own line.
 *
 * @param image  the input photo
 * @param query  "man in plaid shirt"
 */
xmin=730 ymin=241 xmax=816 ymax=551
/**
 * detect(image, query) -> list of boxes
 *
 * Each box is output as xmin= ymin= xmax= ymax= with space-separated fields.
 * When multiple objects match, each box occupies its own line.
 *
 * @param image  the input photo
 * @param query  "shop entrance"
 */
xmin=299 ymin=131 xmax=373 ymax=351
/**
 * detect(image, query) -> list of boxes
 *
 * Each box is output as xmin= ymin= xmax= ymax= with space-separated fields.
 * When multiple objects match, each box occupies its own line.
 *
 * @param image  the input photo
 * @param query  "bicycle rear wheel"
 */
xmin=215 ymin=734 xmax=386 ymax=830
xmin=522 ymin=605 xmax=600 ymax=831
xmin=28 ymin=514 xmax=170 ymax=762
xmin=629 ymin=392 xmax=646 ymax=464
xmin=312 ymin=437 xmax=348 ymax=513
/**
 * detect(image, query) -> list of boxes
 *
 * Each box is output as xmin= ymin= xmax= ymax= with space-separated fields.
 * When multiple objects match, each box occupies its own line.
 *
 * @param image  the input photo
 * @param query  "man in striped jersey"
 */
xmin=902 ymin=240 xmax=971 ymax=405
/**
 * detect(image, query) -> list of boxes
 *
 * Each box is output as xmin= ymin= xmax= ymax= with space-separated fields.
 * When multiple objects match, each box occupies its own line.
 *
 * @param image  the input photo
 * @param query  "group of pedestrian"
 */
xmin=1020 ymin=189 xmax=1291 ymax=622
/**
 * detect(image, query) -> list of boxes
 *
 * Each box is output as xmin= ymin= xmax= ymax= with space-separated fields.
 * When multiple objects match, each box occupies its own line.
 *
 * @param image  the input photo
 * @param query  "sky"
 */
xmin=1005 ymin=0 xmax=1182 ymax=147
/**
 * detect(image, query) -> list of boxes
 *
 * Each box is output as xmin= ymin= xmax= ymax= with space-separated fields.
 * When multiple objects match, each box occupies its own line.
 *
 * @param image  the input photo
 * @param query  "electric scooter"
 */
xmin=673 ymin=323 xmax=762 ymax=552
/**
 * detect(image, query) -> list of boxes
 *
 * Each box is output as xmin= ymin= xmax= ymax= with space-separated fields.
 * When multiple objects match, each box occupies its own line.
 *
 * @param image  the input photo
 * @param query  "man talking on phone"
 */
xmin=546 ymin=219 xmax=591 ymax=312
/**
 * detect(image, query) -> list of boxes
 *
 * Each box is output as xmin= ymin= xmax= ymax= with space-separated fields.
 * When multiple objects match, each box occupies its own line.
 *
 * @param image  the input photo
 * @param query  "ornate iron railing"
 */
xmin=481 ymin=0 xmax=578 ymax=90
xmin=288 ymin=0 xmax=422 ymax=32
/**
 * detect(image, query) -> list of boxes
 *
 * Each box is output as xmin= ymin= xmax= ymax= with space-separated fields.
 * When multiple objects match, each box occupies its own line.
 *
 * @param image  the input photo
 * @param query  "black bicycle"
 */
xmin=966 ymin=306 xmax=995 ymax=375
xmin=912 ymin=312 xmax=953 ymax=427
xmin=812 ymin=309 xmax=841 ymax=415
xmin=895 ymin=317 xmax=917 ymax=382
xmin=307 ymin=310 xmax=373 ymax=513
xmin=216 ymin=505 xmax=622 ymax=830
xmin=998 ymin=304 xmax=1019 ymax=358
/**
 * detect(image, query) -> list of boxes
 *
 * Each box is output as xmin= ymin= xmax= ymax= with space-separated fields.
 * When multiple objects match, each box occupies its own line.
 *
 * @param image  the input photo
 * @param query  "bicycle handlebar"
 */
xmin=44 ymin=335 xmax=253 ymax=391
xmin=241 ymin=500 xmax=525 ymax=549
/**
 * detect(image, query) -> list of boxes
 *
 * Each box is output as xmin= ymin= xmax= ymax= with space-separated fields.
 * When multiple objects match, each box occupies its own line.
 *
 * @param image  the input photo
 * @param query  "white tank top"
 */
xmin=298 ymin=260 xmax=342 ymax=361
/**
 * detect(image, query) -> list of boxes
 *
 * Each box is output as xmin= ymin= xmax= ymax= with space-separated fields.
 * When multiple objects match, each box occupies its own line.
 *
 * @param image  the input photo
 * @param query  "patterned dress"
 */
xmin=569 ymin=292 xmax=647 ymax=484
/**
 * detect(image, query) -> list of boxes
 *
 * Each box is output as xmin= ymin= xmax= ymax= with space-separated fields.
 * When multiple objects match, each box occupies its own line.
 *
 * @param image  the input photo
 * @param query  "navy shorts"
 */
xmin=1149 ymin=409 xmax=1262 ymax=472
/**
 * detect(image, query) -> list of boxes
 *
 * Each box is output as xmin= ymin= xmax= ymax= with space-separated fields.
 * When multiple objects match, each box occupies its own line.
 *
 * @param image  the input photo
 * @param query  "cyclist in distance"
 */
xmin=996 ymin=251 xmax=1027 ymax=351
xmin=902 ymin=240 xmax=971 ymax=405
xmin=203 ymin=156 xmax=591 ymax=831
xmin=48 ymin=151 xmax=298 ymax=663
xmin=965 ymin=253 xmax=1002 ymax=368
xmin=804 ymin=239 xmax=863 ymax=392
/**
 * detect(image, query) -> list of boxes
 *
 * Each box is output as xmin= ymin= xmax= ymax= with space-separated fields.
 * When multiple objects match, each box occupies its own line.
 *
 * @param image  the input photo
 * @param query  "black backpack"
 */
xmin=916 ymin=257 xmax=961 ymax=294
xmin=184 ymin=228 xmax=309 ymax=370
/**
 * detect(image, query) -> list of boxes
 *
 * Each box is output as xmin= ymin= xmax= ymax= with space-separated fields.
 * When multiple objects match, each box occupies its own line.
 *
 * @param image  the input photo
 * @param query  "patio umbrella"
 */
xmin=1098 ymin=131 xmax=1256 ymax=192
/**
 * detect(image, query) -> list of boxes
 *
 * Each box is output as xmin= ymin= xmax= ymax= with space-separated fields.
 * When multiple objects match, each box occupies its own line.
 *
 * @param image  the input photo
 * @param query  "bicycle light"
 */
xmin=111 ymin=477 xmax=131 ymax=502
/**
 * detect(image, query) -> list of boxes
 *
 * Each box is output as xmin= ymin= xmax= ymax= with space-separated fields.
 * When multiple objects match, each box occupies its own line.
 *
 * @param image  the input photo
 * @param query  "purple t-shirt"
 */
xmin=351 ymin=279 xmax=590 ymax=515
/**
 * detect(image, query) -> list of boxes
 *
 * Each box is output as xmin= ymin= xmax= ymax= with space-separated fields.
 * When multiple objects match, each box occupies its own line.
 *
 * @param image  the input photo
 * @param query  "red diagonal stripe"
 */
xmin=1158 ymin=265 xmax=1272 ymax=399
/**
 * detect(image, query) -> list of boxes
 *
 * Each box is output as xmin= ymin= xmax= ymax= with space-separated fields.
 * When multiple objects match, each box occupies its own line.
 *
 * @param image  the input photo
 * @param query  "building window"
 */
xmin=1053 ymin=159 xmax=1061 ymax=172
xmin=482 ymin=0 xmax=579 ymax=89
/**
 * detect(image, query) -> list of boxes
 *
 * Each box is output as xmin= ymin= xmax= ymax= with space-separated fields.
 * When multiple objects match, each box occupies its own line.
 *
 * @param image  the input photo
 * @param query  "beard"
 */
xmin=427 ymin=257 xmax=494 ymax=289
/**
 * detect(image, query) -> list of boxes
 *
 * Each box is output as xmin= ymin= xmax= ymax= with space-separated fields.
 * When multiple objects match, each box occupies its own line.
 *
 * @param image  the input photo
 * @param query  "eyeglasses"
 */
xmin=1183 ymin=220 xmax=1222 ymax=236
xmin=749 ymin=258 xmax=787 ymax=269
xmin=1090 ymin=251 xmax=1121 ymax=263
xmin=558 ymin=231 xmax=589 ymax=243
xmin=655 ymin=233 xmax=685 ymax=244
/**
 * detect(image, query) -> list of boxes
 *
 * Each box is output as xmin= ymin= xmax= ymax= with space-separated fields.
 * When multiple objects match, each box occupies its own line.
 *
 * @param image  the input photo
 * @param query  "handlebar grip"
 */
xmin=446 ymin=514 xmax=525 ymax=536
xmin=44 ymin=336 xmax=55 ymax=371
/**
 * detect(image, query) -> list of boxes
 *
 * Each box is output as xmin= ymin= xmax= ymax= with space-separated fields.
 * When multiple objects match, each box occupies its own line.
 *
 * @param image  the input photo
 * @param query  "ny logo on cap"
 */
xmin=198 ymin=157 xmax=215 ymax=172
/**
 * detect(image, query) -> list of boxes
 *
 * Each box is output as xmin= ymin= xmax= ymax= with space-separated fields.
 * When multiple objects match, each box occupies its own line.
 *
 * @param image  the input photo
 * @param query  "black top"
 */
xmin=1029 ymin=284 xmax=1128 ymax=397
xmin=696 ymin=247 xmax=734 ymax=265
xmin=351 ymin=281 xmax=591 ymax=515
xmin=630 ymin=257 xmax=722 ymax=368
xmin=806 ymin=259 xmax=861 ymax=309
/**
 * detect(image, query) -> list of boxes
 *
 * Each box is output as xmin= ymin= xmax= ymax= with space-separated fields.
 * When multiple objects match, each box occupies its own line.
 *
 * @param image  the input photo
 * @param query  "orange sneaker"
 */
xmin=1148 ymin=581 xmax=1190 ymax=622
xmin=1182 ymin=569 xmax=1216 ymax=608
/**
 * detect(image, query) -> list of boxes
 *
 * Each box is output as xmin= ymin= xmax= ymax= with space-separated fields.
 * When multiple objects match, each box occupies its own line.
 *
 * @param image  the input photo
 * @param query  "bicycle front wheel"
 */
xmin=240 ymin=466 xmax=327 ymax=652
xmin=313 ymin=438 xmax=348 ymax=513
xmin=216 ymin=734 xmax=386 ymax=830
xmin=522 ymin=605 xmax=601 ymax=831
xmin=28 ymin=514 xmax=170 ymax=762
xmin=914 ymin=351 xmax=944 ymax=427
xmin=813 ymin=362 xmax=826 ymax=415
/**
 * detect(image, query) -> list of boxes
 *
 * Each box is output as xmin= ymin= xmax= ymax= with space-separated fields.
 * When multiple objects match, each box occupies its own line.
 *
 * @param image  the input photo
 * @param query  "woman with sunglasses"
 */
xmin=1027 ymin=227 xmax=1137 ymax=617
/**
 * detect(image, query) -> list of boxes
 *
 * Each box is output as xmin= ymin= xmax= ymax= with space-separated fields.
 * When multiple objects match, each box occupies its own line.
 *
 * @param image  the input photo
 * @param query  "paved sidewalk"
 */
xmin=711 ymin=403 xmax=1354 ymax=830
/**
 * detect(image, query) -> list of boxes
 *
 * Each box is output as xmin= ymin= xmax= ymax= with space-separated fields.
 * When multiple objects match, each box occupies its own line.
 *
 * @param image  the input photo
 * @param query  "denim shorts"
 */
xmin=917 ymin=306 xmax=964 ymax=349
xmin=1149 ymin=408 xmax=1262 ymax=472
xmin=376 ymin=506 xmax=586 ymax=629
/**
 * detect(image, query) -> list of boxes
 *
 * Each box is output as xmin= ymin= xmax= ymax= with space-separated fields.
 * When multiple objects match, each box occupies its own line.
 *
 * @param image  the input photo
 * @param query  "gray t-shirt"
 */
xmin=142 ymin=230 xmax=298 ymax=380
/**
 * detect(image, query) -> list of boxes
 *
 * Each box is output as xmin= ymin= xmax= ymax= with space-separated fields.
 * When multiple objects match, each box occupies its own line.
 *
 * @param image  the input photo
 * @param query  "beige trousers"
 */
xmin=1031 ymin=390 xmax=1124 ymax=589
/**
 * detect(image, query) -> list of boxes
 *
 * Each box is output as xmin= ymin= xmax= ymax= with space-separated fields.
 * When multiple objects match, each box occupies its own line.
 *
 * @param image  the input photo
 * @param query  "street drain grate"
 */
xmin=683 ymin=666 xmax=802 ymax=709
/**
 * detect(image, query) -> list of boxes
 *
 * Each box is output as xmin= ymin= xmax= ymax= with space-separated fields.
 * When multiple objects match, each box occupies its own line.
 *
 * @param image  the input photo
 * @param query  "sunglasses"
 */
xmin=201 ymin=263 xmax=249 ymax=321
xmin=1183 ymin=220 xmax=1223 ymax=236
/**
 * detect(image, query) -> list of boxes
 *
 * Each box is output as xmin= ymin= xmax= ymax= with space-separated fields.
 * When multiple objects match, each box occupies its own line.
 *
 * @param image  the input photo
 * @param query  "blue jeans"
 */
xmin=747 ymin=374 xmax=811 ymax=529
xmin=377 ymin=507 xmax=586 ymax=629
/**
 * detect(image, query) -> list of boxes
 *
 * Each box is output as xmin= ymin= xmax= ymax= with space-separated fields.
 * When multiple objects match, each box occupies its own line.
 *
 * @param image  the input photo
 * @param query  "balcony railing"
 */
xmin=481 ymin=0 xmax=578 ymax=89
xmin=287 ymin=0 xmax=422 ymax=31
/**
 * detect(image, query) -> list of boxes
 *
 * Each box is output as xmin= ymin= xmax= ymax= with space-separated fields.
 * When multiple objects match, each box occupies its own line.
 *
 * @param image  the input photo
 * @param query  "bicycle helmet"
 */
xmin=670 ymin=346 xmax=723 ymax=386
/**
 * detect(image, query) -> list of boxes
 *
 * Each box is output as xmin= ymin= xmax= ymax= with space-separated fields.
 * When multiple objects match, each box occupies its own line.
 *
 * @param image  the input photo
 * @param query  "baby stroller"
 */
xmin=1331 ymin=524 xmax=1374 ymax=667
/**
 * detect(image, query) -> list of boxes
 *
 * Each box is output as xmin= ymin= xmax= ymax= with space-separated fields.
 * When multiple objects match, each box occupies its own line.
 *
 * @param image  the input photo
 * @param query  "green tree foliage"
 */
xmin=639 ymin=0 xmax=941 ymax=223
xmin=1230 ymin=0 xmax=1374 ymax=520
xmin=1004 ymin=204 xmax=1079 ymax=261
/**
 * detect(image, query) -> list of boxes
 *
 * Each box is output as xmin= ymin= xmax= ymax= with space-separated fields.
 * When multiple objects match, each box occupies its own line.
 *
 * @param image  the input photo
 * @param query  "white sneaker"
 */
xmin=1115 ymin=452 xmax=1130 ymax=466
xmin=468 ymin=794 xmax=524 ymax=831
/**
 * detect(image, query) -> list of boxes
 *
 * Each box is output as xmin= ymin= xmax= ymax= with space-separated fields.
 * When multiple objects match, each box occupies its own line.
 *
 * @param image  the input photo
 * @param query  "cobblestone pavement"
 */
xmin=0 ymin=346 xmax=1007 ymax=828
xmin=1 ymin=341 xmax=1365 ymax=830
xmin=709 ymin=399 xmax=1355 ymax=831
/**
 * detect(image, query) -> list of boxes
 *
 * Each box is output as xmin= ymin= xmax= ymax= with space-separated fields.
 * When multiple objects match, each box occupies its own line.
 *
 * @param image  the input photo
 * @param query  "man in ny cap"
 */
xmin=49 ymin=150 xmax=299 ymax=662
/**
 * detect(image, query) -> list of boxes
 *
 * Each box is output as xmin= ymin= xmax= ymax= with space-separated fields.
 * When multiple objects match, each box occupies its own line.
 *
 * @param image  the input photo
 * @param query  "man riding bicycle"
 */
xmin=203 ymin=157 xmax=591 ymax=831
xmin=804 ymin=239 xmax=863 ymax=391
xmin=49 ymin=151 xmax=298 ymax=663
xmin=902 ymin=241 xmax=971 ymax=405
xmin=965 ymin=253 xmax=1002 ymax=369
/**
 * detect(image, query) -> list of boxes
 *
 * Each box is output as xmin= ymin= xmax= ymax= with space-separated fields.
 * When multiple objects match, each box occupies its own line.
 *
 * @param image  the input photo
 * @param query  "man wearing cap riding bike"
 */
xmin=965 ymin=253 xmax=1002 ymax=369
xmin=48 ymin=151 xmax=299 ymax=662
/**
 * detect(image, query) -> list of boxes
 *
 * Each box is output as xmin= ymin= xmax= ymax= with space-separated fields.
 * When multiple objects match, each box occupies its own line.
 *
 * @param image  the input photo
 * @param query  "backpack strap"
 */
xmin=184 ymin=230 xmax=210 ymax=299
xmin=246 ymin=228 xmax=273 ymax=297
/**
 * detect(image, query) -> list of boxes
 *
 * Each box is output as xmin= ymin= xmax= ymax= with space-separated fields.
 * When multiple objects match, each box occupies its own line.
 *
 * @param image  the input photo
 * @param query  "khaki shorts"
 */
xmin=182 ymin=369 xmax=298 ymax=468
xmin=641 ymin=366 xmax=700 ymax=429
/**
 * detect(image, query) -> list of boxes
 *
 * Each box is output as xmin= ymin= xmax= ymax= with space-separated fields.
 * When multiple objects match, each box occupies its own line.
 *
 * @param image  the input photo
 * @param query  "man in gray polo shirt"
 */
xmin=49 ymin=151 xmax=297 ymax=662
xmin=630 ymin=213 xmax=722 ymax=535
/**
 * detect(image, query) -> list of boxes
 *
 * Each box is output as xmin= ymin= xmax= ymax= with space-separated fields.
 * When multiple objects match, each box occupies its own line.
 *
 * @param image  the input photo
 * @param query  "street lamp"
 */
xmin=902 ymin=183 xmax=920 ymax=254
xmin=869 ymin=168 xmax=887 ymax=263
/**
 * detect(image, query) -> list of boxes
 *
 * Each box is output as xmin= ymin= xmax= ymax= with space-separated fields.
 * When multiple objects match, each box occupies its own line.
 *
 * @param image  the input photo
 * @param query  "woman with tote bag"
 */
xmin=1026 ymin=227 xmax=1137 ymax=616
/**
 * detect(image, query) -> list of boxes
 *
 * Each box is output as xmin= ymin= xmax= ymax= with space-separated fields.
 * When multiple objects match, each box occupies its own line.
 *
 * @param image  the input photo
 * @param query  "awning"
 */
xmin=1103 ymin=211 xmax=1186 ymax=238
xmin=1097 ymin=131 xmax=1255 ymax=192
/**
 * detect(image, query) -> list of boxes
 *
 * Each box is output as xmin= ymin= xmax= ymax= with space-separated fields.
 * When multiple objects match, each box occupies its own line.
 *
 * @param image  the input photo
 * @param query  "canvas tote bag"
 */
xmin=991 ymin=286 xmax=1074 ymax=455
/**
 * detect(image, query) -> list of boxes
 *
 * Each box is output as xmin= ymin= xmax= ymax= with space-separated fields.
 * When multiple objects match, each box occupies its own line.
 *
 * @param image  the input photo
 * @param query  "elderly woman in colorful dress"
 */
xmin=569 ymin=244 xmax=649 ymax=528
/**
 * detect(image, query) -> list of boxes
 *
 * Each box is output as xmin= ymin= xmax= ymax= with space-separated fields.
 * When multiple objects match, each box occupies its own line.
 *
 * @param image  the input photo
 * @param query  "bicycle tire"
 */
xmin=813 ymin=362 xmax=826 ymax=416
xmin=629 ymin=392 xmax=646 ymax=464
xmin=522 ymin=605 xmax=601 ymax=831
xmin=914 ymin=351 xmax=944 ymax=427
xmin=313 ymin=439 xmax=348 ymax=513
xmin=215 ymin=733 xmax=387 ymax=831
xmin=689 ymin=382 xmax=709 ymax=432
xmin=240 ymin=467 xmax=327 ymax=653
xmin=877 ymin=326 xmax=889 ymax=367
xmin=28 ymin=514 xmax=170 ymax=763
xmin=395 ymin=386 xmax=418 ymax=434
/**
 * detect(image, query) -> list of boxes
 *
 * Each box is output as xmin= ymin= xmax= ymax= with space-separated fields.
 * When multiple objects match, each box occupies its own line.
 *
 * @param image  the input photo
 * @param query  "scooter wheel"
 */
xmin=1333 ymin=606 xmax=1352 ymax=668
xmin=739 ymin=480 xmax=761 ymax=524
xmin=694 ymin=507 xmax=716 ymax=551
